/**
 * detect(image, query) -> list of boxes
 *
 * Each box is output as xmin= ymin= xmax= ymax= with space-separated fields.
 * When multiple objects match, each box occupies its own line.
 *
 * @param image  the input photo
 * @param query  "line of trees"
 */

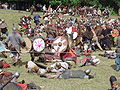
xmin=49 ymin=0 xmax=120 ymax=10
xmin=1 ymin=0 xmax=120 ymax=14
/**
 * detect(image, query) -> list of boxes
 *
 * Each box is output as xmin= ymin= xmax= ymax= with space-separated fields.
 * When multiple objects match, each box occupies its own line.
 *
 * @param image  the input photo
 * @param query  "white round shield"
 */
xmin=33 ymin=38 xmax=45 ymax=52
xmin=51 ymin=36 xmax=68 ymax=53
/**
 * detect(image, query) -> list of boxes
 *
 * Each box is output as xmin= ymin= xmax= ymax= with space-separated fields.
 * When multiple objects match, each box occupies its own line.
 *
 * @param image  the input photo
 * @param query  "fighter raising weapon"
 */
xmin=5 ymin=27 xmax=26 ymax=66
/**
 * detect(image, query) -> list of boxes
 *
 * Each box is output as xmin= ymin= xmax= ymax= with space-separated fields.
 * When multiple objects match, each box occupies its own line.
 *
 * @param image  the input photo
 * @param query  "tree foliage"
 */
xmin=3 ymin=0 xmax=120 ymax=13
xmin=49 ymin=0 xmax=61 ymax=5
xmin=48 ymin=0 xmax=119 ymax=9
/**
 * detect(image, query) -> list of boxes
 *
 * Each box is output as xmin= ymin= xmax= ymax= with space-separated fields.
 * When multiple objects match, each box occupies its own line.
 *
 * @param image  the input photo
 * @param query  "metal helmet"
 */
xmin=84 ymin=69 xmax=91 ymax=75
xmin=14 ymin=72 xmax=20 ymax=78
xmin=56 ymin=62 xmax=61 ymax=68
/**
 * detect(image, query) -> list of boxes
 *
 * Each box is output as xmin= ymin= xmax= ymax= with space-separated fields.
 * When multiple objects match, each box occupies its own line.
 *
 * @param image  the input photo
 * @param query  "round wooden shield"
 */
xmin=51 ymin=36 xmax=68 ymax=53
xmin=33 ymin=38 xmax=45 ymax=52
xmin=111 ymin=29 xmax=119 ymax=37
xmin=21 ymin=38 xmax=32 ymax=53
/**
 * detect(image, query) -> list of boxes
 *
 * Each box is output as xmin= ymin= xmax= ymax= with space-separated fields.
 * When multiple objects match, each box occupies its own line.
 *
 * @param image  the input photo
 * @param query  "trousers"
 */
xmin=115 ymin=56 xmax=120 ymax=69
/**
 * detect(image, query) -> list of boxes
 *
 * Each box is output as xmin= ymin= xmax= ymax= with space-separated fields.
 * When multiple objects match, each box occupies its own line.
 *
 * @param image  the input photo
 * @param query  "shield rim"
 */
xmin=51 ymin=36 xmax=68 ymax=53
xmin=33 ymin=38 xmax=45 ymax=52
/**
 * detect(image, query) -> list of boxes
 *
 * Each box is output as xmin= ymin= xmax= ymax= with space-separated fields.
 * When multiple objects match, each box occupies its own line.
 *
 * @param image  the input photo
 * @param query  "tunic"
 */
xmin=5 ymin=32 xmax=24 ymax=51
xmin=60 ymin=70 xmax=87 ymax=79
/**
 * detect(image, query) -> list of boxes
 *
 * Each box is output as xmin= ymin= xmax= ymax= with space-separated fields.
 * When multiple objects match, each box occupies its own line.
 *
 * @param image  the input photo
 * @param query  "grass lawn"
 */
xmin=0 ymin=9 xmax=120 ymax=90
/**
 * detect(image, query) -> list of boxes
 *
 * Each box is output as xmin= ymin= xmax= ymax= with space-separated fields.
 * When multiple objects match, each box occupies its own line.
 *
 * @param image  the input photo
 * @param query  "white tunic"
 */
xmin=50 ymin=62 xmax=69 ymax=72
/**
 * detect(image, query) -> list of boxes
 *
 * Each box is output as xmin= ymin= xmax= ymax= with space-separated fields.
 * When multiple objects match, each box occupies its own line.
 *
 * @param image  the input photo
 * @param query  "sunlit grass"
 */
xmin=0 ymin=9 xmax=119 ymax=90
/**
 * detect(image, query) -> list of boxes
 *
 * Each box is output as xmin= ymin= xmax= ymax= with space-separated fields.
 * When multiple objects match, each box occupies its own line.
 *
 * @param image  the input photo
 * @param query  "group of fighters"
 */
xmin=0 ymin=4 xmax=120 ymax=90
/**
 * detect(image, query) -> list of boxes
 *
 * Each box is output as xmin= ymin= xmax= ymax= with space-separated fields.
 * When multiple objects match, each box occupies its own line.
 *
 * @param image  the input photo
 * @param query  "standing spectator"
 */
xmin=118 ymin=8 xmax=120 ymax=16
xmin=0 ymin=2 xmax=2 ymax=9
xmin=36 ymin=4 xmax=42 ymax=11
xmin=97 ymin=8 xmax=102 ymax=16
xmin=4 ymin=3 xmax=8 ymax=9
xmin=48 ymin=5 xmax=53 ymax=13
xmin=42 ymin=4 xmax=47 ymax=14
xmin=1 ymin=3 xmax=8 ymax=9
xmin=29 ymin=5 xmax=36 ymax=15
xmin=33 ymin=14 xmax=41 ymax=25
xmin=0 ymin=19 xmax=8 ymax=36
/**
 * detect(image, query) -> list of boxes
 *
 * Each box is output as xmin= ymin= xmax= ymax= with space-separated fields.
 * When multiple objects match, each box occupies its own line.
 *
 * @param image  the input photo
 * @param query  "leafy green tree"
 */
xmin=49 ymin=0 xmax=61 ymax=5
xmin=70 ymin=0 xmax=80 ymax=6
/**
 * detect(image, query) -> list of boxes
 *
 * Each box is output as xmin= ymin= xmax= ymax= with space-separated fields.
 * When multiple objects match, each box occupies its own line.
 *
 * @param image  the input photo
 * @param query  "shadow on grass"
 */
xmin=8 ymin=61 xmax=27 ymax=67
xmin=19 ymin=61 xmax=28 ymax=67
xmin=111 ymin=64 xmax=116 ymax=70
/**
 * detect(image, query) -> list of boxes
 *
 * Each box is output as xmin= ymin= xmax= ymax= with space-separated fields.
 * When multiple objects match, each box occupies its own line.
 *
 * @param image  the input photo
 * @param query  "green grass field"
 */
xmin=0 ymin=9 xmax=120 ymax=90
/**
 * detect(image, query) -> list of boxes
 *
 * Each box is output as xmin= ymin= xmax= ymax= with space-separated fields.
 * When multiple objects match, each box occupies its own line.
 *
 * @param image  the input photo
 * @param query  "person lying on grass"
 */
xmin=40 ymin=69 xmax=95 ymax=79
xmin=26 ymin=61 xmax=95 ymax=79
xmin=26 ymin=61 xmax=70 ymax=73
